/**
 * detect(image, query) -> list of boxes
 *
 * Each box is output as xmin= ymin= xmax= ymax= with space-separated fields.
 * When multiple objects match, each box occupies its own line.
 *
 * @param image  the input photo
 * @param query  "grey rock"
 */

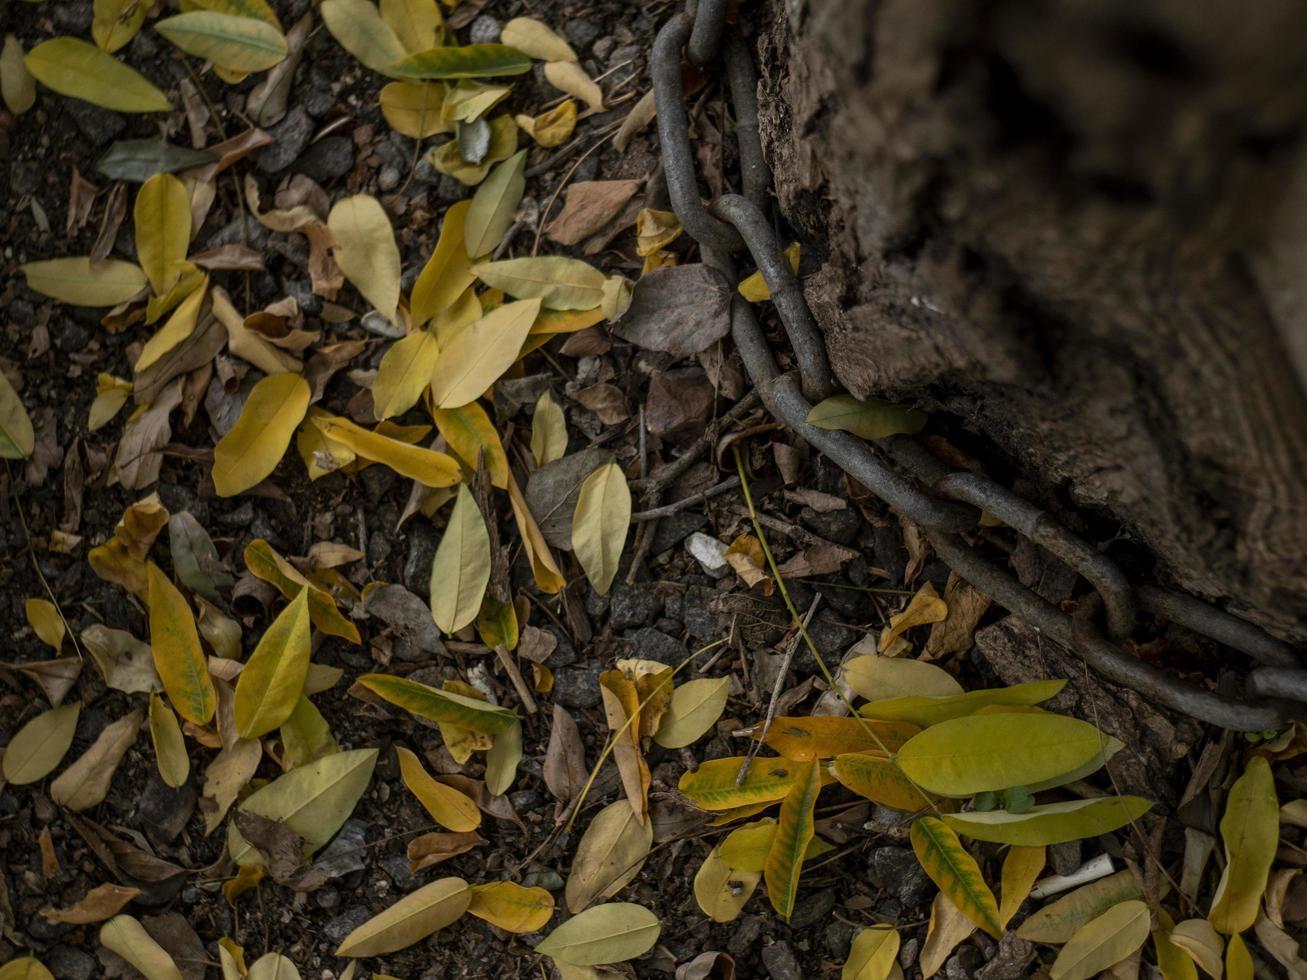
xmin=258 ymin=107 xmax=314 ymax=173
xmin=553 ymin=663 xmax=603 ymax=709
xmin=870 ymin=846 xmax=932 ymax=907
xmin=608 ymin=582 xmax=658 ymax=630
xmin=47 ymin=946 xmax=97 ymax=980
xmin=900 ymin=937 xmax=921 ymax=972
xmin=25 ymin=912 xmax=71 ymax=941
xmin=128 ymin=30 xmax=158 ymax=60
xmin=302 ymin=70 xmax=337 ymax=117
xmin=682 ymin=585 xmax=725 ymax=643
xmin=382 ymin=854 xmax=419 ymax=891
xmin=525 ymin=447 xmax=612 ymax=550
xmin=11 ymin=160 xmax=40 ymax=196
xmin=379 ymin=165 xmax=401 ymax=192
xmin=53 ymin=319 xmax=92 ymax=353
xmin=368 ymin=529 xmax=393 ymax=565
xmin=944 ymin=945 xmax=986 ymax=980
xmin=789 ymin=887 xmax=836 ymax=930
xmin=1049 ymin=840 xmax=1081 ymax=876
xmin=650 ymin=511 xmax=708 ymax=555
xmin=727 ymin=915 xmax=765 ymax=959
xmin=53 ymin=0 xmax=93 ymax=32
xmin=761 ymin=941 xmax=803 ymax=980
xmin=685 ymin=531 xmax=729 ymax=577
xmin=564 ymin=19 xmax=601 ymax=51
xmin=324 ymin=906 xmax=373 ymax=945
xmin=403 ymin=523 xmax=440 ymax=598
xmin=593 ymin=36 xmax=617 ymax=62
xmin=976 ymin=933 xmax=1036 ymax=980
xmin=365 ymin=583 xmax=447 ymax=657
xmin=796 ymin=611 xmax=860 ymax=672
xmin=315 ymin=888 xmax=341 ymax=910
xmin=825 ymin=920 xmax=855 ymax=959
xmin=138 ymin=770 xmax=197 ymax=845
xmin=468 ymin=15 xmax=502 ymax=44
xmin=623 ymin=627 xmax=684 ymax=664
xmin=67 ymin=101 xmax=126 ymax=144
xmin=296 ymin=136 xmax=354 ymax=183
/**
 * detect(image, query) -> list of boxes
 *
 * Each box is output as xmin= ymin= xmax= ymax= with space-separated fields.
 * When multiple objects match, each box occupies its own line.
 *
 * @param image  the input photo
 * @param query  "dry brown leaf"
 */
xmin=923 ymin=572 xmax=992 ymax=661
xmin=41 ymin=883 xmax=141 ymax=924
xmin=546 ymin=179 xmax=642 ymax=246
xmin=407 ymin=830 xmax=486 ymax=871
xmin=543 ymin=703 xmax=587 ymax=804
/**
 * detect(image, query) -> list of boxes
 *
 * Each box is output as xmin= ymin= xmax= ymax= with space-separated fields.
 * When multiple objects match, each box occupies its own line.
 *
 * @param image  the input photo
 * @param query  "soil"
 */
xmin=0 ymin=1 xmax=1229 ymax=979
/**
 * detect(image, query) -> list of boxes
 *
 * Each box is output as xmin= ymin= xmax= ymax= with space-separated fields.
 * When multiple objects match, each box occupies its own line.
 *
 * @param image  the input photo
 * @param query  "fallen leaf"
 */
xmin=998 ymin=844 xmax=1045 ymax=928
xmin=467 ymin=881 xmax=554 ymax=933
xmin=1017 ymin=871 xmax=1145 ymax=944
xmin=832 ymin=753 xmax=937 ymax=812
xmin=1208 ymin=755 xmax=1278 ymax=934
xmin=499 ymin=17 xmax=576 ymax=61
xmin=50 ymin=708 xmax=144 ymax=811
xmin=319 ymin=0 xmax=408 ymax=75
xmin=860 ymin=679 xmax=1067 ymax=728
xmin=1050 ymin=900 xmax=1151 ymax=980
xmin=329 ymin=195 xmax=401 ymax=321
xmin=0 ymin=368 xmax=35 ymax=458
xmin=391 ymin=44 xmax=533 ymax=80
xmin=764 ymin=758 xmax=820 ymax=919
xmin=738 ymin=242 xmax=799 ymax=301
xmin=24 ymin=598 xmax=65 ymax=650
xmin=920 ymin=892 xmax=976 ymax=978
xmin=613 ymin=264 xmax=732 ymax=355
xmin=572 ymin=462 xmax=630 ymax=596
xmin=531 ymin=390 xmax=568 ymax=466
xmin=99 ymin=915 xmax=183 ymax=980
xmin=432 ymin=402 xmax=509 ymax=488
xmin=149 ymin=692 xmax=190 ymax=789
xmin=601 ymin=670 xmax=651 ymax=824
xmin=212 ymin=372 xmax=310 ymax=496
xmin=654 ymin=678 xmax=729 ymax=749
xmin=485 ymin=719 xmax=522 ymax=796
xmin=430 ymin=298 xmax=541 ymax=408
xmin=843 ymin=926 xmax=900 ymax=980
xmin=358 ymin=673 xmax=518 ymax=734
xmin=474 ymin=256 xmax=605 ymax=311
xmin=412 ymin=199 xmax=477 ymax=321
xmin=536 ymin=902 xmax=661 ymax=967
xmin=679 ymin=757 xmax=802 ymax=811
xmin=1168 ymin=918 xmax=1223 ymax=978
xmin=154 ymin=11 xmax=288 ymax=73
xmin=380 ymin=0 xmax=441 ymax=55
xmin=336 ymin=877 xmax=471 ymax=956
xmin=844 ymin=654 xmax=963 ymax=702
xmin=147 ymin=562 xmax=217 ymax=725
xmin=945 ymin=796 xmax=1151 ymax=846
xmin=1 ymin=35 xmax=36 ymax=115
xmin=41 ymin=883 xmax=141 ymax=925
xmin=396 ymin=745 xmax=481 ymax=831
xmin=408 ymin=830 xmax=485 ymax=871
xmin=234 ymin=589 xmax=311 ymax=738
xmin=464 ymin=149 xmax=527 ymax=257
xmin=2 ymin=703 xmax=81 ymax=784
xmin=544 ymin=703 xmax=587 ymax=803
xmin=516 ymin=99 xmax=577 ymax=147
xmin=24 ymin=37 xmax=170 ymax=112
xmin=911 ymin=816 xmax=1002 ymax=939
xmin=546 ymin=180 xmax=641 ymax=246
xmin=566 ymin=799 xmax=653 ymax=912
xmin=313 ymin=415 xmax=461 ymax=487
xmin=20 ymin=256 xmax=146 ymax=307
xmin=543 ymin=60 xmax=603 ymax=111
xmin=694 ymin=845 xmax=761 ymax=924
xmin=807 ymin=394 xmax=927 ymax=441
xmin=429 ymin=484 xmax=492 ymax=634
xmin=244 ymin=538 xmax=360 ymax=642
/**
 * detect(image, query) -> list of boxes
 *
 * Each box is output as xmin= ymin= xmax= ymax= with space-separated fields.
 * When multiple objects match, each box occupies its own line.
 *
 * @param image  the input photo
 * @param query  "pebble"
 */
xmin=789 ymin=887 xmax=835 ymax=930
xmin=976 ymin=933 xmax=1036 ymax=980
xmin=869 ymin=846 xmax=932 ymax=907
xmin=324 ymin=906 xmax=373 ymax=945
xmin=683 ymin=585 xmax=725 ymax=642
xmin=137 ymin=770 xmax=197 ymax=845
xmin=552 ymin=663 xmax=603 ymax=709
xmin=402 ymin=524 xmax=439 ymax=598
xmin=944 ymin=945 xmax=987 ymax=980
xmin=624 ymin=627 xmax=684 ymax=664
xmin=563 ymin=19 xmax=600 ymax=52
xmin=47 ymin=946 xmax=96 ymax=980
xmin=825 ymin=920 xmax=855 ymax=959
xmin=468 ymin=15 xmax=502 ymax=44
xmin=66 ymin=101 xmax=126 ymax=145
xmin=296 ymin=136 xmax=355 ymax=183
xmin=760 ymin=941 xmax=803 ymax=980
xmin=608 ymin=582 xmax=658 ymax=630
xmin=381 ymin=855 xmax=419 ymax=891
xmin=53 ymin=0 xmax=93 ymax=32
xmin=257 ymin=107 xmax=314 ymax=173
xmin=685 ymin=531 xmax=729 ymax=577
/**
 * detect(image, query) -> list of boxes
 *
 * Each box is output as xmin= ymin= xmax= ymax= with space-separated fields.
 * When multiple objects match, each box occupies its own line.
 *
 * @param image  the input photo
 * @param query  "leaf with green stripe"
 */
xmin=359 ymin=673 xmax=518 ymax=735
xmin=678 ymin=757 xmax=801 ymax=812
xmin=391 ymin=43 xmax=532 ymax=80
xmin=860 ymin=680 xmax=1066 ymax=727
xmin=764 ymin=758 xmax=821 ymax=919
xmin=943 ymin=796 xmax=1152 ymax=846
xmin=910 ymin=816 xmax=1003 ymax=939
xmin=155 ymin=11 xmax=288 ymax=72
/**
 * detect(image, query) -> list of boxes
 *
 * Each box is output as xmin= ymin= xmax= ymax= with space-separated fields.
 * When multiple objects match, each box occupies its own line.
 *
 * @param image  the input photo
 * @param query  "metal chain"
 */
xmin=650 ymin=0 xmax=1306 ymax=731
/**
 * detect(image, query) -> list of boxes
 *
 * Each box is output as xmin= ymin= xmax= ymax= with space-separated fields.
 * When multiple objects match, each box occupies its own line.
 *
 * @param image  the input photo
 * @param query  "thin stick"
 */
xmin=631 ymin=476 xmax=740 ymax=521
xmin=495 ymin=643 xmax=538 ymax=715
xmin=737 ymin=595 xmax=820 ymax=784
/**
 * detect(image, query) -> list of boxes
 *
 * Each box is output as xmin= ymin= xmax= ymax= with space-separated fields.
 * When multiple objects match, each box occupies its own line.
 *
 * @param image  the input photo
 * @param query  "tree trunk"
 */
xmin=754 ymin=0 xmax=1307 ymax=640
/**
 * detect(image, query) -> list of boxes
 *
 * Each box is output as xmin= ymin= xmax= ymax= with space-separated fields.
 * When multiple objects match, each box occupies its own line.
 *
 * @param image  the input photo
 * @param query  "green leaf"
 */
xmin=473 ymin=256 xmax=606 ymax=311
xmin=910 ymin=816 xmax=1003 ymax=939
xmin=97 ymin=139 xmax=218 ymax=183
xmin=896 ymin=711 xmax=1106 ymax=796
xmin=1050 ymin=900 xmax=1151 ymax=980
xmin=572 ymin=462 xmax=631 ymax=596
xmin=764 ymin=758 xmax=821 ymax=919
xmin=464 ymin=149 xmax=527 ymax=258
xmin=944 ymin=796 xmax=1152 ymax=846
xmin=1017 ymin=870 xmax=1143 ymax=943
xmin=860 ymin=679 xmax=1066 ymax=727
xmin=234 ymin=589 xmax=312 ymax=739
xmin=20 ymin=257 xmax=147 ymax=307
xmin=678 ymin=756 xmax=801 ymax=811
xmin=391 ymin=43 xmax=533 ymax=80
xmin=1208 ymin=755 xmax=1278 ymax=934
xmin=536 ymin=902 xmax=661 ymax=967
xmin=154 ymin=12 xmax=288 ymax=72
xmin=806 ymin=394 xmax=927 ymax=440
xmin=428 ymin=484 xmax=492 ymax=634
xmin=359 ymin=673 xmax=518 ymax=734
xmin=24 ymin=37 xmax=170 ymax=112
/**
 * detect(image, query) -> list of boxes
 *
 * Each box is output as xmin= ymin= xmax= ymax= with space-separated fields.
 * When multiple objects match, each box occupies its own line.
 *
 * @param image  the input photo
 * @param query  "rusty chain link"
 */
xmin=650 ymin=0 xmax=1306 ymax=730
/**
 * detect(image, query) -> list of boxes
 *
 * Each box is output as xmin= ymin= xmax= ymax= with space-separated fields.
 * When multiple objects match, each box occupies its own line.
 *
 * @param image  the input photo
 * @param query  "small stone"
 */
xmin=66 ymin=101 xmax=126 ymax=145
xmin=801 ymin=506 xmax=863 ymax=545
xmin=53 ymin=319 xmax=92 ymax=353
xmin=593 ymin=37 xmax=617 ymax=61
xmin=727 ymin=915 xmax=765 ymax=959
xmin=825 ymin=920 xmax=855 ymax=960
xmin=315 ymin=888 xmax=341 ymax=910
xmin=324 ymin=906 xmax=373 ymax=945
xmin=976 ymin=933 xmax=1036 ymax=980
xmin=650 ymin=511 xmax=708 ymax=554
xmin=624 ymin=627 xmax=684 ymax=664
xmin=552 ymin=663 xmax=603 ymax=709
xmin=25 ymin=913 xmax=70 ymax=942
xmin=608 ymin=582 xmax=658 ymax=630
xmin=1048 ymin=839 xmax=1081 ymax=876
xmin=137 ymin=770 xmax=197 ymax=845
xmin=296 ymin=136 xmax=354 ymax=183
xmin=258 ymin=107 xmax=314 ymax=173
xmin=378 ymin=165 xmax=401 ymax=192
xmin=944 ymin=945 xmax=987 ymax=980
xmin=686 ymin=532 xmax=729 ymax=577
xmin=761 ymin=941 xmax=803 ymax=980
xmin=53 ymin=0 xmax=93 ymax=32
xmin=468 ymin=15 xmax=501 ymax=44
xmin=381 ymin=855 xmax=419 ymax=891
xmin=403 ymin=524 xmax=440 ymax=598
xmin=789 ymin=888 xmax=835 ymax=930
xmin=870 ymin=846 xmax=932 ymax=907
xmin=47 ymin=946 xmax=96 ymax=980
xmin=563 ymin=19 xmax=600 ymax=52
xmin=683 ymin=585 xmax=725 ymax=643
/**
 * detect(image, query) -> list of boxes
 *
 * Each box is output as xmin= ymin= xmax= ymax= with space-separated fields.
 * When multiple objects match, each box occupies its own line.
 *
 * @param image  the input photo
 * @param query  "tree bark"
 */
xmin=755 ymin=0 xmax=1307 ymax=639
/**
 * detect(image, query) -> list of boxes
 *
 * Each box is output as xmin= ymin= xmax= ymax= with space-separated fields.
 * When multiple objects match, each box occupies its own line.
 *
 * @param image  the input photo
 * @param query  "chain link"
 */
xmin=650 ymin=1 xmax=1306 ymax=730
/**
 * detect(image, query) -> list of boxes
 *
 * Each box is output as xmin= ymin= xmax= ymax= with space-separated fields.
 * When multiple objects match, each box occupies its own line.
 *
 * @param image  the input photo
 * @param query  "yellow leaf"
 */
xmin=313 ymin=414 xmax=462 ymax=487
xmin=431 ymin=297 xmax=541 ymax=408
xmin=2 ymin=35 xmax=37 ymax=115
xmin=359 ymin=673 xmax=518 ymax=734
xmin=1050 ymin=900 xmax=1151 ymax=980
xmin=296 ymin=406 xmax=355 ymax=480
xmin=24 ymin=38 xmax=170 ymax=112
xmin=475 ymin=595 xmax=518 ymax=650
xmin=428 ymin=113 xmax=519 ymax=185
xmin=464 ymin=149 xmax=527 ymax=258
xmin=844 ymin=654 xmax=963 ymax=701
xmin=1209 ymin=755 xmax=1278 ymax=934
xmin=536 ymin=902 xmax=661 ymax=967
xmin=336 ymin=877 xmax=471 ymax=957
xmin=228 ymin=748 xmax=377 ymax=865
xmin=92 ymin=0 xmax=150 ymax=51
xmin=807 ymin=394 xmax=928 ymax=443
xmin=379 ymin=0 xmax=440 ymax=54
xmin=319 ymin=0 xmax=408 ymax=75
xmin=155 ymin=12 xmax=288 ymax=72
xmin=635 ymin=209 xmax=681 ymax=256
xmin=428 ymin=484 xmax=491 ymax=633
xmin=516 ymin=99 xmax=576 ymax=148
xmin=379 ymin=80 xmax=449 ymax=138
xmin=507 ymin=470 xmax=566 ymax=593
xmin=25 ymin=598 xmax=65 ymax=650
xmin=945 ymin=796 xmax=1152 ymax=846
xmin=860 ymin=679 xmax=1067 ymax=727
xmin=412 ymin=200 xmax=477 ymax=321
xmin=443 ymin=79 xmax=511 ymax=123
xmin=234 ymin=589 xmax=311 ymax=738
xmin=499 ymin=17 xmax=576 ymax=61
xmin=147 ymin=563 xmax=216 ymax=725
xmin=573 ymin=462 xmax=630 ymax=596
xmin=717 ymin=818 xmax=830 ymax=872
xmin=246 ymin=954 xmax=299 ymax=980
xmin=395 ymin=745 xmax=480 ymax=830
xmin=0 ymin=960 xmax=54 ymax=980
xmin=679 ymin=756 xmax=803 ymax=811
xmin=694 ymin=845 xmax=761 ymax=923
xmin=543 ymin=59 xmax=603 ymax=111
xmin=920 ymin=892 xmax=976 ymax=978
xmin=329 ymin=194 xmax=401 ymax=321
xmin=467 ymin=881 xmax=554 ymax=934
xmin=653 ymin=677 xmax=729 ymax=749
xmin=1225 ymin=932 xmax=1253 ymax=980
xmin=0 ymin=371 xmax=32 ymax=457
xmin=212 ymin=373 xmax=310 ymax=497
xmin=373 ymin=329 xmax=440 ymax=420
xmin=910 ymin=816 xmax=1003 ymax=939
xmin=878 ymin=582 xmax=948 ymax=652
xmin=136 ymin=278 xmax=207 ymax=372
xmin=1152 ymin=912 xmax=1201 ymax=980
xmin=148 ymin=692 xmax=190 ymax=789
xmin=1018 ymin=870 xmax=1144 ymax=944
xmin=212 ymin=286 xmax=302 ymax=375
xmin=765 ymin=715 xmax=920 ymax=761
xmin=738 ymin=242 xmax=799 ymax=301
xmin=566 ymin=799 xmax=652 ymax=912
xmin=391 ymin=44 xmax=533 ymax=80
xmin=135 ymin=173 xmax=192 ymax=296
xmin=600 ymin=669 xmax=651 ymax=825
xmin=1168 ymin=918 xmax=1223 ymax=978
xmin=1 ymin=702 xmax=80 ymax=784
xmin=99 ymin=915 xmax=184 ymax=980
xmin=896 ymin=711 xmax=1106 ymax=796
xmin=999 ymin=845 xmax=1045 ymax=928
xmin=279 ymin=694 xmax=339 ymax=769
xmin=764 ymin=758 xmax=821 ymax=918
xmin=50 ymin=708 xmax=144 ymax=811
xmin=473 ymin=256 xmax=606 ymax=311
xmin=88 ymin=373 xmax=132 ymax=433
xmin=485 ymin=719 xmax=521 ymax=795
xmin=843 ymin=926 xmax=900 ymax=980
xmin=433 ymin=402 xmax=509 ymax=488
xmin=833 ymin=753 xmax=937 ymax=812
xmin=244 ymin=538 xmax=360 ymax=643
xmin=531 ymin=390 xmax=567 ymax=466
xmin=20 ymin=256 xmax=146 ymax=307
xmin=531 ymin=306 xmax=606 ymax=336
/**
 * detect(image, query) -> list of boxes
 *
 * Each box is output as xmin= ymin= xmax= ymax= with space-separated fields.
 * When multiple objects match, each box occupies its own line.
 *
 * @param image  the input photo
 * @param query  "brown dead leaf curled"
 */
xmin=613 ymin=264 xmax=733 ymax=355
xmin=545 ymin=179 xmax=642 ymax=245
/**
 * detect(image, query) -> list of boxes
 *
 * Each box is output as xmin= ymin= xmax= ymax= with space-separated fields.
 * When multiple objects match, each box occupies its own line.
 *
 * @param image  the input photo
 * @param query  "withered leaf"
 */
xmin=612 ymin=264 xmax=732 ymax=355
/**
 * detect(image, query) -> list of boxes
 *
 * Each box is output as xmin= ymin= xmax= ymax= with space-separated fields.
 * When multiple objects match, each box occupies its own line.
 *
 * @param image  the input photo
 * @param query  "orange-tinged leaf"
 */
xmin=234 ymin=589 xmax=311 ymax=739
xmin=763 ymin=716 xmax=919 ymax=761
xmin=396 ymin=745 xmax=481 ymax=831
xmin=600 ymin=669 xmax=651 ymax=825
xmin=467 ymin=881 xmax=554 ymax=934
xmin=1209 ymin=755 xmax=1278 ymax=934
xmin=833 ymin=753 xmax=937 ymax=812
xmin=764 ymin=758 xmax=821 ymax=919
xmin=679 ymin=757 xmax=803 ymax=812
xmin=244 ymin=539 xmax=360 ymax=643
xmin=910 ymin=816 xmax=1002 ymax=939
xmin=40 ymin=883 xmax=141 ymax=925
xmin=313 ymin=414 xmax=461 ymax=487
xmin=212 ymin=372 xmax=310 ymax=497
xmin=411 ymin=200 xmax=477 ymax=323
xmin=147 ymin=563 xmax=216 ymax=725
xmin=999 ymin=845 xmax=1045 ymax=928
